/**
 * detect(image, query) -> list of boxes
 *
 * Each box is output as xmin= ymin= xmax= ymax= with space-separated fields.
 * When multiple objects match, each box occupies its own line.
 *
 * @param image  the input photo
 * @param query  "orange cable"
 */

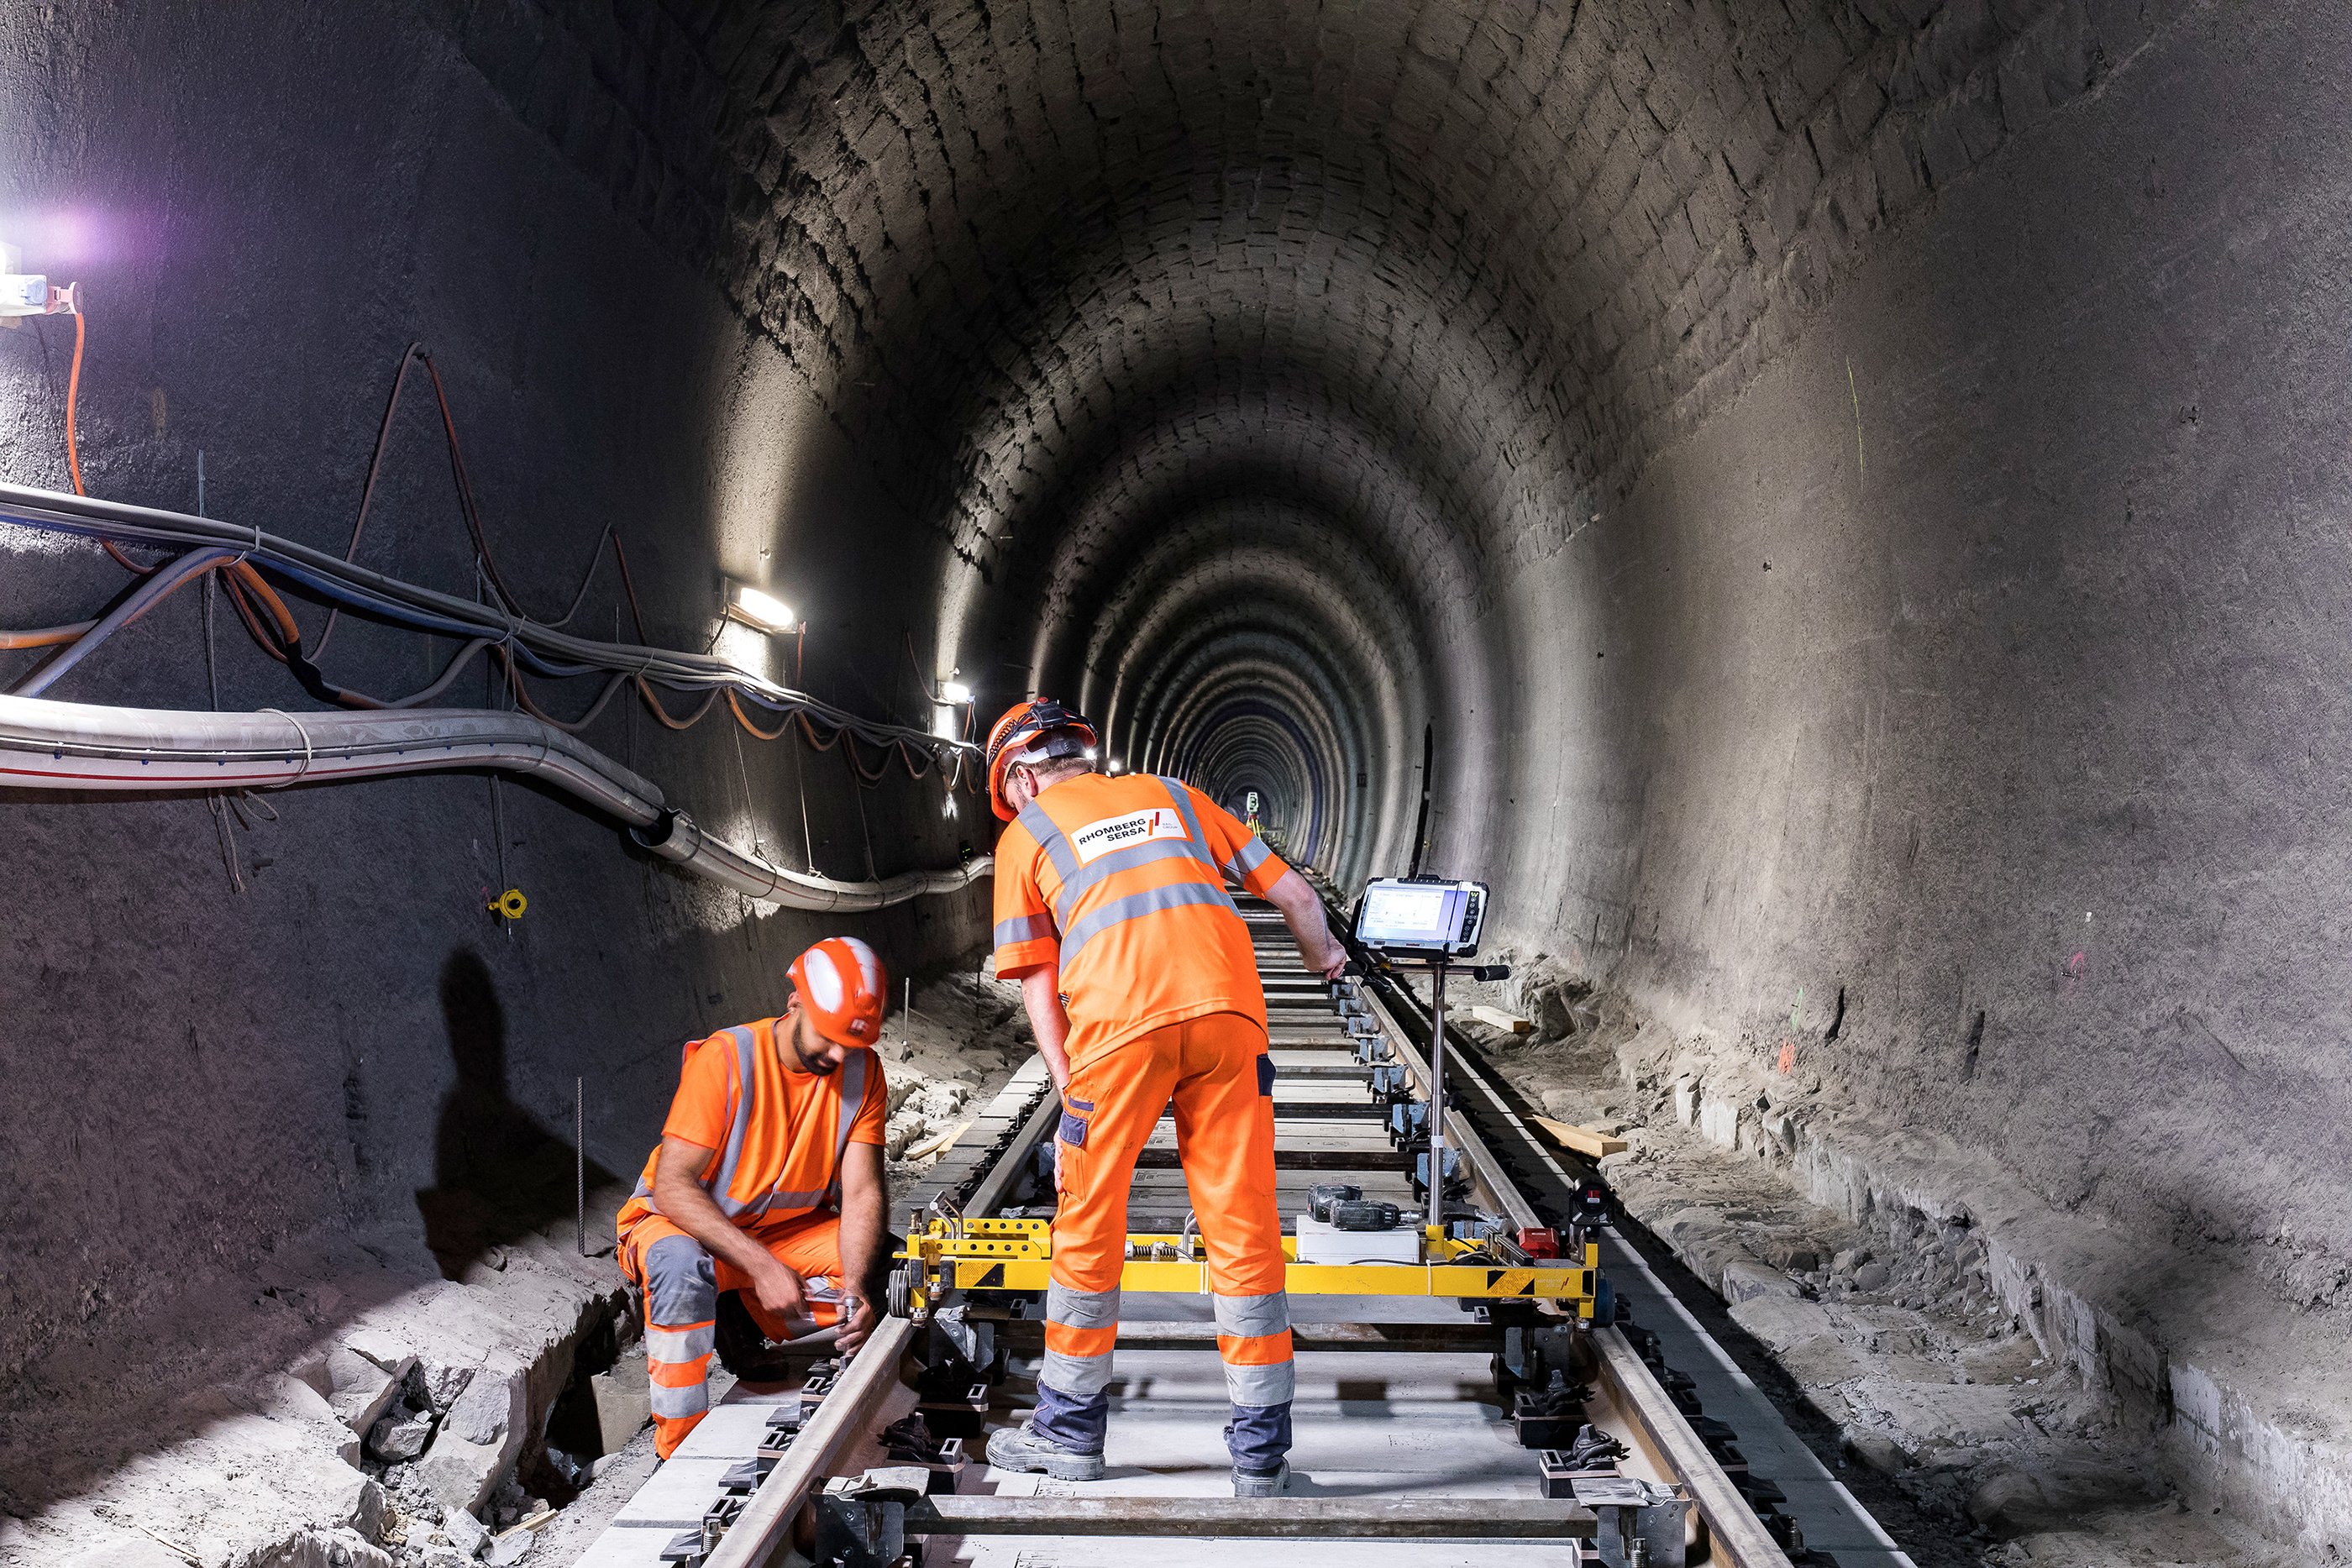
xmin=61 ymin=307 xmax=150 ymax=576
xmin=634 ymin=676 xmax=719 ymax=732
xmin=726 ymin=689 xmax=793 ymax=742
xmin=65 ymin=311 xmax=86 ymax=496
xmin=0 ymin=620 xmax=98 ymax=650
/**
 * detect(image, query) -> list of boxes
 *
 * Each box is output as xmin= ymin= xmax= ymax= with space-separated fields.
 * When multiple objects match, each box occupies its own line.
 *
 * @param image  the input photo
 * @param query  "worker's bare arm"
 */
xmin=1264 ymin=868 xmax=1348 ymax=980
xmin=650 ymin=1134 xmax=809 ymax=1321
xmin=1017 ymin=962 xmax=1076 ymax=1094
xmin=833 ymin=1140 xmax=887 ymax=1355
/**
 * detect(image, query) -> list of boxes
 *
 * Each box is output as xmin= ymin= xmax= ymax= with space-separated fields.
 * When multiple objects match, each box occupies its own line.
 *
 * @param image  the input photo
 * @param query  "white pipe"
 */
xmin=0 ymin=694 xmax=990 ymax=912
xmin=627 ymin=808 xmax=986 ymax=912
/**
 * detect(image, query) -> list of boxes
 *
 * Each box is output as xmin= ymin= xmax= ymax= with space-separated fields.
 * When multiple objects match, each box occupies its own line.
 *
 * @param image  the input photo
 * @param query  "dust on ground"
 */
xmin=1436 ymin=960 xmax=2292 ymax=1568
xmin=3 ymin=968 xmax=1034 ymax=1568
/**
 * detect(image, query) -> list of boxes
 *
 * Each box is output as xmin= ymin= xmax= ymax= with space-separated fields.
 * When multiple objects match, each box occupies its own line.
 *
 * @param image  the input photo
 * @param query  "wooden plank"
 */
xmin=1532 ymin=1115 xmax=1629 ymax=1158
xmin=1468 ymin=1004 xmax=1532 ymax=1035
xmin=903 ymin=1496 xmax=1594 ymax=1539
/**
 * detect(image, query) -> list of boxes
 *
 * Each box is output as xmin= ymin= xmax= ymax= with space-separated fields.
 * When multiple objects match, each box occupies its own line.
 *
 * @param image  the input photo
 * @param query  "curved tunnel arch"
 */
xmin=1097 ymin=574 xmax=1418 ymax=885
xmin=19 ymin=6 xmax=2349 ymax=1555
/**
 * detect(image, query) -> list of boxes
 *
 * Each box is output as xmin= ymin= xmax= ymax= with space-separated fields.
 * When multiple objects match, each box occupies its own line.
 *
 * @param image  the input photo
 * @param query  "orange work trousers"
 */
xmin=617 ymin=1212 xmax=847 ymax=1457
xmin=1037 ymin=1010 xmax=1292 ymax=1466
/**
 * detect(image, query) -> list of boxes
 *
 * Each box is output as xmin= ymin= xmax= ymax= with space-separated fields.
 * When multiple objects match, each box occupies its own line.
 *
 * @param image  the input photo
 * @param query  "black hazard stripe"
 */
xmin=971 ymin=1262 xmax=1005 ymax=1289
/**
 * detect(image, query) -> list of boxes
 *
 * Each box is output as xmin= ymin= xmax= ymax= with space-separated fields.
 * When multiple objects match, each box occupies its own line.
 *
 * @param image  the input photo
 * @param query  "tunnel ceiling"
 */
xmin=465 ymin=0 xmax=2050 ymax=878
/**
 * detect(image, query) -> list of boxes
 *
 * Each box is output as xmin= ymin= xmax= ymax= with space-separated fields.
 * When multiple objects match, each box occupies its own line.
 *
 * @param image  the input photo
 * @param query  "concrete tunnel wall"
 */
xmin=5 ymin=0 xmax=2352 ymax=1546
xmin=0 ymin=0 xmax=992 ymax=1507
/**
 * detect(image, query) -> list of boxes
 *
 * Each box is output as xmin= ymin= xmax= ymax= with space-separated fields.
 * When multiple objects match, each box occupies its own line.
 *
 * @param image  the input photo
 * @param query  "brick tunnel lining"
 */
xmin=428 ymin=0 xmax=2352 ymax=1544
xmin=6 ymin=0 xmax=2352 ymax=1555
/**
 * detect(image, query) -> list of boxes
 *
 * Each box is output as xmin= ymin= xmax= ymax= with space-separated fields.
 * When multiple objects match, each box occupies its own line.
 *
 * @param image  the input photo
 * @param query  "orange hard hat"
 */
xmin=787 ymin=936 xmax=886 ymax=1047
xmin=984 ymin=699 xmax=1099 ymax=821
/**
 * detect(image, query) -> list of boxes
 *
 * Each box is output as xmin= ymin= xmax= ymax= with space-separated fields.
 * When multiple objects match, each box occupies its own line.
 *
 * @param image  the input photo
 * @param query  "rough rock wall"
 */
xmin=0 ymin=0 xmax=985 ymax=1512
xmin=1508 ymin=0 xmax=2352 ymax=1336
xmin=1481 ymin=3 xmax=2352 ymax=1545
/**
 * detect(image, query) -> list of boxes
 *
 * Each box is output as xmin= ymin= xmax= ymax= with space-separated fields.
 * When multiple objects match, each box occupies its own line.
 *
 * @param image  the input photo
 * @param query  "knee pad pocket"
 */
xmin=643 ymin=1234 xmax=719 ymax=1326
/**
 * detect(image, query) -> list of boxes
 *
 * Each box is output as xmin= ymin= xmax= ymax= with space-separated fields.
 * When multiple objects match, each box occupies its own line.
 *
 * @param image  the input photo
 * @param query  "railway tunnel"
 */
xmin=1 ymin=3 xmax=2344 ymax=1565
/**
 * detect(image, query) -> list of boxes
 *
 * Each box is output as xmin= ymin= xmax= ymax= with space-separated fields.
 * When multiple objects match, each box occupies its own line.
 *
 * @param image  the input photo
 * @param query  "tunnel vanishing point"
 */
xmin=1 ymin=2 xmax=2347 ymax=1565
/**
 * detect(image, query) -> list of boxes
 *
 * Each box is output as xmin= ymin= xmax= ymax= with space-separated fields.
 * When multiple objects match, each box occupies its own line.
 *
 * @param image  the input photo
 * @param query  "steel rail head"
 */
xmin=701 ymin=1315 xmax=918 ymax=1568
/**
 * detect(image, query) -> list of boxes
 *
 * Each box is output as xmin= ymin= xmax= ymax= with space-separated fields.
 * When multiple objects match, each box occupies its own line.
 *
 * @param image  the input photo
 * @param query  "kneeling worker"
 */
xmin=616 ymin=936 xmax=891 ymax=1458
xmin=979 ymin=700 xmax=1348 ymax=1496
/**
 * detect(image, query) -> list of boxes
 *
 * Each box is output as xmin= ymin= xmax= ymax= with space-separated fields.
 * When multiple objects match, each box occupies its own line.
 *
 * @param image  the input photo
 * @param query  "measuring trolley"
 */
xmin=889 ymin=872 xmax=1599 ymax=1329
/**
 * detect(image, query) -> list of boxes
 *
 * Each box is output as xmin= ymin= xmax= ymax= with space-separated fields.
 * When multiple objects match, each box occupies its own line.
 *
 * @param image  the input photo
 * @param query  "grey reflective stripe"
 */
xmin=995 ymin=912 xmax=1057 ymax=948
xmin=649 ymin=1380 xmax=710 ymax=1419
xmin=1213 ymin=1290 xmax=1290 ymax=1338
xmin=1225 ymin=835 xmax=1274 ymax=881
xmin=1155 ymin=778 xmax=1227 ymax=877
xmin=1017 ymin=800 xmax=1080 ymax=884
xmin=711 ymin=1025 xmax=759 ymax=1216
xmin=1042 ymin=1348 xmax=1117 ymax=1398
xmin=1224 ymin=1360 xmax=1295 ymax=1406
xmin=1060 ymin=882 xmax=1238 ymax=968
xmin=1047 ymin=1281 xmax=1121 ymax=1329
xmin=1046 ymin=838 xmax=1206 ymax=929
xmin=643 ymin=1323 xmax=714 ymax=1362
xmin=833 ymin=1051 xmax=869 ymax=1174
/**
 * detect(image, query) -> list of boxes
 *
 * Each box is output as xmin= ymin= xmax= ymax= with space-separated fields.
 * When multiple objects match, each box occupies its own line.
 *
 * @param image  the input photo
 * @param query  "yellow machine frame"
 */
xmin=898 ymin=1217 xmax=1598 ymax=1320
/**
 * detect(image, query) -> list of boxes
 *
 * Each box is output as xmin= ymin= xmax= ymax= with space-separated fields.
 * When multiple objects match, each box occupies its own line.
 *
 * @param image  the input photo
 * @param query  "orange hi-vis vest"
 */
xmin=992 ymin=773 xmax=1291 ymax=1070
xmin=616 ymin=1018 xmax=886 ymax=1241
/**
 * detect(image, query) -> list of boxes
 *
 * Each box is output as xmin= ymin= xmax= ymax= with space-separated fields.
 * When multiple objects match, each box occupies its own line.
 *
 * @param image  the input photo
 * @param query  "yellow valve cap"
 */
xmin=488 ymin=888 xmax=528 ymax=919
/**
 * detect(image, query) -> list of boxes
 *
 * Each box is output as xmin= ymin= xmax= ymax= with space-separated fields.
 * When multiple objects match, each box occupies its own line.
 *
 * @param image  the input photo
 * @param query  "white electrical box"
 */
xmin=1294 ymin=1213 xmax=1423 ymax=1266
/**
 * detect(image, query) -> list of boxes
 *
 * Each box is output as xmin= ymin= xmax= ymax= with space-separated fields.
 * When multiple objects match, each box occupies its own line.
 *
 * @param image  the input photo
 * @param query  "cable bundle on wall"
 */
xmin=0 ymin=479 xmax=979 ymax=781
xmin=0 ymin=324 xmax=986 ymax=908
xmin=0 ymin=693 xmax=990 ymax=912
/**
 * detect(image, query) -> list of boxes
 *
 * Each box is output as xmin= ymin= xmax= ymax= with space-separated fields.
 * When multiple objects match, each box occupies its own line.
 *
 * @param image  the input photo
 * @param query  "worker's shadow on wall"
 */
xmin=415 ymin=950 xmax=614 ymax=1280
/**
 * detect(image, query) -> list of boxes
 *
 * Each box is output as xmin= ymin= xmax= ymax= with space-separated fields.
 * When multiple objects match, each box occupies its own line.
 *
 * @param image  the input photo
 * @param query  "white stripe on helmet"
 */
xmin=838 ymin=936 xmax=884 ymax=996
xmin=801 ymin=944 xmax=844 ymax=1012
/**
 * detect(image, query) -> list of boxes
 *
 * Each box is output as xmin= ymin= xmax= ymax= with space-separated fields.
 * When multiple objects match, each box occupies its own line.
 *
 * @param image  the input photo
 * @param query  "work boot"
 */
xmin=1232 ymin=1460 xmax=1291 ymax=1497
xmin=984 ymin=1420 xmax=1106 ymax=1481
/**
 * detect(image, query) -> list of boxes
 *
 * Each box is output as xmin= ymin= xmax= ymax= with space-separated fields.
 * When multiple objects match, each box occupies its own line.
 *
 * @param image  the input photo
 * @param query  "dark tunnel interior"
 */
xmin=3 ymin=1 xmax=2349 ymax=1562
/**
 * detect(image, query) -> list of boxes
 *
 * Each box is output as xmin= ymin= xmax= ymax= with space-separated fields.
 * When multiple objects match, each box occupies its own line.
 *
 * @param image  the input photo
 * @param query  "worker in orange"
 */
xmin=978 ymin=700 xmax=1348 ymax=1497
xmin=615 ymin=937 xmax=892 ymax=1458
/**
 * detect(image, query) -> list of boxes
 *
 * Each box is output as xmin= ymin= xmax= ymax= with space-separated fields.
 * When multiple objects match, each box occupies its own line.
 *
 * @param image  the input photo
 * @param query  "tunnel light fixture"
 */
xmin=726 ymin=580 xmax=797 ymax=634
xmin=0 ymin=241 xmax=76 ymax=322
xmin=940 ymin=679 xmax=973 ymax=705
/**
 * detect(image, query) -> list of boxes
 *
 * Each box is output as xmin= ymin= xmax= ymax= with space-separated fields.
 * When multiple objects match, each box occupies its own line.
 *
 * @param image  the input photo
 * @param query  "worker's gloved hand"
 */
xmin=836 ymin=1292 xmax=877 ymax=1356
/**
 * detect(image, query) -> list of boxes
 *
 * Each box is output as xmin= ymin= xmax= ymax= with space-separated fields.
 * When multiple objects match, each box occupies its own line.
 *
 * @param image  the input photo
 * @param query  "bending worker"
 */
xmin=615 ymin=937 xmax=891 ymax=1458
xmin=979 ymin=700 xmax=1348 ymax=1496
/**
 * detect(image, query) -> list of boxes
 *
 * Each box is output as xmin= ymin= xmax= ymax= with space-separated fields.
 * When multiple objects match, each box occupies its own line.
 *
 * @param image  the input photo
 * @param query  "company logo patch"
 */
xmin=1070 ymin=806 xmax=1190 ymax=864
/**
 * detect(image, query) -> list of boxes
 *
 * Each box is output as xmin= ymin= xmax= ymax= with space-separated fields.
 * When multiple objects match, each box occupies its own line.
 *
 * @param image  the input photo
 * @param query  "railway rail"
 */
xmin=575 ymin=891 xmax=1914 ymax=1568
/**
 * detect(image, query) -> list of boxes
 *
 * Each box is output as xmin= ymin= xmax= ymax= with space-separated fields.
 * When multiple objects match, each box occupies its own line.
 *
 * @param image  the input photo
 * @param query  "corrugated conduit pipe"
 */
xmin=0 ymin=694 xmax=988 ymax=912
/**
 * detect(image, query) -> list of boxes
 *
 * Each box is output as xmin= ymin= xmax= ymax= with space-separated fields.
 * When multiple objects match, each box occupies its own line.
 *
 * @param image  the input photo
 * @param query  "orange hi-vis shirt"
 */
xmin=993 ymin=773 xmax=1292 ymax=1070
xmin=617 ymin=1017 xmax=888 ymax=1242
